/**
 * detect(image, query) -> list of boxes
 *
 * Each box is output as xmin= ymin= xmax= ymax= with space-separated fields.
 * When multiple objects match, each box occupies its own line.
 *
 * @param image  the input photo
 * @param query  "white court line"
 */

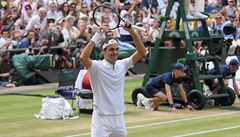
xmin=174 ymin=125 xmax=240 ymax=137
xmin=65 ymin=111 xmax=240 ymax=137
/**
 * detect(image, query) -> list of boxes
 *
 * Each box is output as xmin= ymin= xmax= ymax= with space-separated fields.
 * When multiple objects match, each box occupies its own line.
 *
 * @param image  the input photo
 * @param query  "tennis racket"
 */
xmin=92 ymin=4 xmax=146 ymax=32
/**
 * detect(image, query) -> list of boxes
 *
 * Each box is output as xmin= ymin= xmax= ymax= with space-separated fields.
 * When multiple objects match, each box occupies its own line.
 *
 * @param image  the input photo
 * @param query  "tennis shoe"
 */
xmin=142 ymin=98 xmax=153 ymax=111
xmin=137 ymin=93 xmax=144 ymax=108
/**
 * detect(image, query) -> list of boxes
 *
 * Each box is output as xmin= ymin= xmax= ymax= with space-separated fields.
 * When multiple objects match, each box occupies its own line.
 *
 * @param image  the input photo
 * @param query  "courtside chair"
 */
xmin=57 ymin=69 xmax=76 ymax=109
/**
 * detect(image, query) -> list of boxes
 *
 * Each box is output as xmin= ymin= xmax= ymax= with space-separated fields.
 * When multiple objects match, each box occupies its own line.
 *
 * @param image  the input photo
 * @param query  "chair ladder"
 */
xmin=142 ymin=0 xmax=227 ymax=93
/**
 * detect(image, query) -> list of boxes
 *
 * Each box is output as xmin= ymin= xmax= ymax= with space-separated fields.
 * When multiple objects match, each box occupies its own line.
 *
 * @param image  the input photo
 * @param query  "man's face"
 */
xmin=229 ymin=17 xmax=236 ymax=22
xmin=25 ymin=6 xmax=32 ymax=13
xmin=39 ymin=10 xmax=47 ymax=19
xmin=2 ymin=31 xmax=9 ymax=39
xmin=103 ymin=44 xmax=119 ymax=64
xmin=228 ymin=0 xmax=235 ymax=6
xmin=70 ymin=4 xmax=77 ymax=11
xmin=50 ymin=3 xmax=57 ymax=11
xmin=33 ymin=25 xmax=41 ymax=33
xmin=106 ymin=31 xmax=114 ymax=38
xmin=28 ymin=32 xmax=35 ymax=39
xmin=81 ymin=4 xmax=88 ymax=13
xmin=230 ymin=65 xmax=239 ymax=73
xmin=124 ymin=4 xmax=131 ymax=10
xmin=102 ymin=22 xmax=109 ymax=28
xmin=175 ymin=69 xmax=186 ymax=77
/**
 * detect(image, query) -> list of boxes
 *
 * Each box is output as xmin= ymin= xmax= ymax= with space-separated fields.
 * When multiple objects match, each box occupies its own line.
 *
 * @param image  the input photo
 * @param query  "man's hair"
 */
xmin=27 ymin=29 xmax=35 ymax=35
xmin=25 ymin=4 xmax=32 ymax=10
xmin=38 ymin=7 xmax=47 ymax=13
xmin=101 ymin=38 xmax=118 ymax=50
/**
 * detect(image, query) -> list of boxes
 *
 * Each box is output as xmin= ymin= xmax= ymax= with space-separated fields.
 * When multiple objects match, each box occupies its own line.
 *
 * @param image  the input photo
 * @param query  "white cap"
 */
xmin=102 ymin=38 xmax=118 ymax=49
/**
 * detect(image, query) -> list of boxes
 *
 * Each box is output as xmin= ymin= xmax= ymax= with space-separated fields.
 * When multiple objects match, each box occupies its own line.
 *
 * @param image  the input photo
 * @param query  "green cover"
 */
xmin=12 ymin=53 xmax=52 ymax=80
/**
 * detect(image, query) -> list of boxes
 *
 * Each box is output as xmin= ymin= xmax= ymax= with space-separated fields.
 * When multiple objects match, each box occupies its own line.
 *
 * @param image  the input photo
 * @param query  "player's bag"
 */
xmin=35 ymin=97 xmax=73 ymax=120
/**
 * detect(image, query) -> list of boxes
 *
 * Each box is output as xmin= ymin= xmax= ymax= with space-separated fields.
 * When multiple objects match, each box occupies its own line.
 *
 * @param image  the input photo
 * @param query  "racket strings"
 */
xmin=93 ymin=6 xmax=121 ymax=30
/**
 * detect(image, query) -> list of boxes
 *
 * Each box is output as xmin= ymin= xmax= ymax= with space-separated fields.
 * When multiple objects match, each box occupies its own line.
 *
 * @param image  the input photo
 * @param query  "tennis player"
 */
xmin=79 ymin=21 xmax=146 ymax=137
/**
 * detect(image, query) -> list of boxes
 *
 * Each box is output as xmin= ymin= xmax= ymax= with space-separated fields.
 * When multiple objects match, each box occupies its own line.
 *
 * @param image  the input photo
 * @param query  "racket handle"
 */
xmin=131 ymin=25 xmax=147 ymax=32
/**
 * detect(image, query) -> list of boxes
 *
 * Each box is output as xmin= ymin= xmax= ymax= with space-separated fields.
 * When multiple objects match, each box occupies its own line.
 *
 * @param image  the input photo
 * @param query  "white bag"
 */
xmin=35 ymin=97 xmax=73 ymax=120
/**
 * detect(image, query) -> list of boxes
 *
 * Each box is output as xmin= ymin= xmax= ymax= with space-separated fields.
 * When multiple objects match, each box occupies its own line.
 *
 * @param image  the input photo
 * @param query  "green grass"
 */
xmin=124 ymin=80 xmax=142 ymax=101
xmin=0 ymin=79 xmax=240 ymax=137
xmin=126 ymin=114 xmax=239 ymax=137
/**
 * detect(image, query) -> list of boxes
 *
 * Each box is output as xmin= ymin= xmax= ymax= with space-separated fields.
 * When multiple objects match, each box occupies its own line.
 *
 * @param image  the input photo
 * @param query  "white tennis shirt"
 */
xmin=88 ymin=58 xmax=133 ymax=115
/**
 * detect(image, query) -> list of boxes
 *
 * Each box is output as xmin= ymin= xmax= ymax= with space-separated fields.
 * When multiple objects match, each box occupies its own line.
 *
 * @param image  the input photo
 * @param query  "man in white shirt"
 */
xmin=47 ymin=1 xmax=60 ymax=19
xmin=119 ymin=1 xmax=136 ymax=42
xmin=0 ymin=27 xmax=17 ymax=50
xmin=26 ymin=7 xmax=47 ymax=33
xmin=79 ymin=22 xmax=146 ymax=137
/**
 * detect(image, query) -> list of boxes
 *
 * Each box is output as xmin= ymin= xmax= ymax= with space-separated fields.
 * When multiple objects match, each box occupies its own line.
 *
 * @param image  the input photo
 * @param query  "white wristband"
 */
xmin=91 ymin=33 xmax=101 ymax=45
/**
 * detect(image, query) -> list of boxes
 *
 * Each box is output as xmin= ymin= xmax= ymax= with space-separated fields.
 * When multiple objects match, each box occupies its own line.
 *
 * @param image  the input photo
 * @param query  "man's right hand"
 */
xmin=171 ymin=107 xmax=178 ymax=114
xmin=90 ymin=27 xmax=106 ymax=45
xmin=123 ymin=20 xmax=135 ymax=33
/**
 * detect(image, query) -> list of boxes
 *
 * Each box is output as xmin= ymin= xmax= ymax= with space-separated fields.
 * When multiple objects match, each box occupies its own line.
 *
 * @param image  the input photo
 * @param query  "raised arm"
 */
xmin=79 ymin=41 xmax=95 ymax=69
xmin=79 ymin=30 xmax=104 ymax=69
xmin=124 ymin=25 xmax=146 ymax=65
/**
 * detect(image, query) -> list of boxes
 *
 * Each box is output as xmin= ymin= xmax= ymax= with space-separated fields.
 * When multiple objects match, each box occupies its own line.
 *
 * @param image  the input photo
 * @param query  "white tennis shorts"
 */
xmin=91 ymin=111 xmax=127 ymax=137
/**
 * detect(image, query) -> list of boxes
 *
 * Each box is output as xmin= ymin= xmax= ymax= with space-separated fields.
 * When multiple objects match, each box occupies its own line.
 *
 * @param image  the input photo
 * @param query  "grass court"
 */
xmin=0 ymin=80 xmax=239 ymax=137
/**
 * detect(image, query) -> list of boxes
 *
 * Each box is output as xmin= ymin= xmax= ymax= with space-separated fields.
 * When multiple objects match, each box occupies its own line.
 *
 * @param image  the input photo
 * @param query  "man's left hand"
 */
xmin=123 ymin=20 xmax=134 ymax=33
xmin=186 ymin=105 xmax=195 ymax=111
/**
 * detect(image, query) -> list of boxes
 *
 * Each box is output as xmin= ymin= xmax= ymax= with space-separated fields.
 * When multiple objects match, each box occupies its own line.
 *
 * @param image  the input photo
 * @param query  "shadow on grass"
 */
xmin=202 ymin=104 xmax=240 ymax=111
xmin=220 ymin=106 xmax=240 ymax=111
xmin=125 ymin=101 xmax=134 ymax=104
